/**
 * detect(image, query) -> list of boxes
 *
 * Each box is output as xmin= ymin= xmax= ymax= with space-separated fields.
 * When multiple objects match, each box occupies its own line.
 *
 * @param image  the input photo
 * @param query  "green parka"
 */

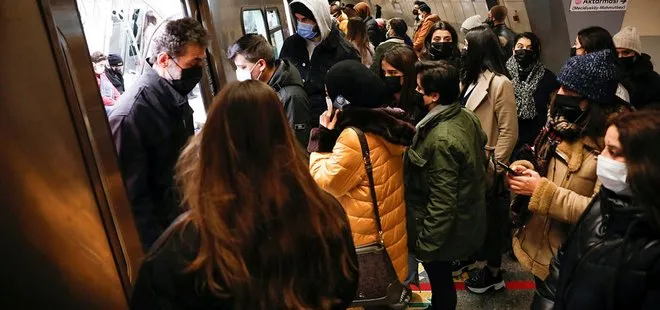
xmin=404 ymin=103 xmax=488 ymax=262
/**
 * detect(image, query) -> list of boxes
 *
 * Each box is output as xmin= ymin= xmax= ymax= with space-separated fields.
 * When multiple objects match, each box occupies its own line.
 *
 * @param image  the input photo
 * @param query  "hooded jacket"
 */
xmin=620 ymin=53 xmax=660 ymax=109
xmin=405 ymin=103 xmax=488 ymax=262
xmin=108 ymin=62 xmax=194 ymax=251
xmin=549 ymin=188 xmax=660 ymax=309
xmin=280 ymin=0 xmax=360 ymax=126
xmin=267 ymin=59 xmax=312 ymax=147
xmin=308 ymin=108 xmax=415 ymax=283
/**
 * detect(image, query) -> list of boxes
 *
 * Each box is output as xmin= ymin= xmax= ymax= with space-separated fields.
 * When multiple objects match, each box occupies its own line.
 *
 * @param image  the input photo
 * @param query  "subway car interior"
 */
xmin=2 ymin=0 xmax=659 ymax=309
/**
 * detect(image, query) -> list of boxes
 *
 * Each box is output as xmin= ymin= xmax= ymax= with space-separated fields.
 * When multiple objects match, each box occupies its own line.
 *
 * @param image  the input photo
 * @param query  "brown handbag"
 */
xmin=349 ymin=127 xmax=408 ymax=308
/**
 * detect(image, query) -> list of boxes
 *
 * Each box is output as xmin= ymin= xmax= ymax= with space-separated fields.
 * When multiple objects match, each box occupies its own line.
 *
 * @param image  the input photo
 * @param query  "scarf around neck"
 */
xmin=506 ymin=57 xmax=546 ymax=120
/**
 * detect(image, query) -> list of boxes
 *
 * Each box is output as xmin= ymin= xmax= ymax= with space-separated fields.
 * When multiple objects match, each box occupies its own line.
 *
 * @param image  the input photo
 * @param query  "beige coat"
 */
xmin=310 ymin=129 xmax=408 ymax=283
xmin=512 ymin=137 xmax=602 ymax=279
xmin=465 ymin=70 xmax=518 ymax=164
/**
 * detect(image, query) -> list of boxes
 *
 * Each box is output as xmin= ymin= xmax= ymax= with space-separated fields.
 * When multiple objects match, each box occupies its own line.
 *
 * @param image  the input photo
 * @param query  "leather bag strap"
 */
xmin=349 ymin=127 xmax=384 ymax=243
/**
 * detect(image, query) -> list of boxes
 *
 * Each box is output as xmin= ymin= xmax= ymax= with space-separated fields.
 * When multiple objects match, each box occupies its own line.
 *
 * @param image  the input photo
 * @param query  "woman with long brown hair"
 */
xmin=130 ymin=81 xmax=359 ymax=310
xmin=347 ymin=17 xmax=374 ymax=67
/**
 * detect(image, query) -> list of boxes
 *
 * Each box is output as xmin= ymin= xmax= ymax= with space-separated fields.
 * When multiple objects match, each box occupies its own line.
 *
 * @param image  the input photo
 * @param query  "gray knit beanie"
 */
xmin=613 ymin=26 xmax=642 ymax=55
xmin=461 ymin=15 xmax=484 ymax=35
xmin=557 ymin=50 xmax=619 ymax=104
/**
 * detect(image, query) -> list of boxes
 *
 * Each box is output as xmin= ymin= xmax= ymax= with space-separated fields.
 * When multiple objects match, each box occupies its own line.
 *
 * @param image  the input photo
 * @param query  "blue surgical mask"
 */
xmin=297 ymin=22 xmax=318 ymax=40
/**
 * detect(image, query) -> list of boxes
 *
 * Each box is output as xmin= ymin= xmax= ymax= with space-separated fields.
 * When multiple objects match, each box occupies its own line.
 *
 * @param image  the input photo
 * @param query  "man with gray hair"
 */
xmin=109 ymin=17 xmax=208 ymax=250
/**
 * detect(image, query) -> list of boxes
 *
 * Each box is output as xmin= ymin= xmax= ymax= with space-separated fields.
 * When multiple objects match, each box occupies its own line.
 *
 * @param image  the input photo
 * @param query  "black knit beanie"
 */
xmin=326 ymin=60 xmax=388 ymax=109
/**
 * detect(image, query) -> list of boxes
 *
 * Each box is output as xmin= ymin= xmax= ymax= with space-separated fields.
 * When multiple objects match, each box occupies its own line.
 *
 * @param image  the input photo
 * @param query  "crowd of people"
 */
xmin=93 ymin=0 xmax=660 ymax=309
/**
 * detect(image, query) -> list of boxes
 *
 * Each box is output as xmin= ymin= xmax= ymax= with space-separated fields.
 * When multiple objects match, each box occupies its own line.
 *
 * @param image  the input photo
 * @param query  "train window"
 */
xmin=75 ymin=0 xmax=209 ymax=129
xmin=266 ymin=8 xmax=284 ymax=57
xmin=242 ymin=9 xmax=269 ymax=39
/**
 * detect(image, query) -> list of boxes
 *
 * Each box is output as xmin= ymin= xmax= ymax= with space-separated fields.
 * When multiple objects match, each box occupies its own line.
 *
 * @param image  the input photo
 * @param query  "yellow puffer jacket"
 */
xmin=308 ymin=109 xmax=414 ymax=283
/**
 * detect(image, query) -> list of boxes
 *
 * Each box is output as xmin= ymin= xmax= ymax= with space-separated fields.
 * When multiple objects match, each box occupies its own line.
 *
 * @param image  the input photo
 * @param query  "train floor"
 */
xmin=410 ymin=255 xmax=534 ymax=309
xmin=352 ymin=255 xmax=535 ymax=309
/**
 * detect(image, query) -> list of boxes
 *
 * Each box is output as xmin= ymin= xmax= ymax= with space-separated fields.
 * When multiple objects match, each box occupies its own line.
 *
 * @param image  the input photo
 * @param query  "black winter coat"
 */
xmin=130 ymin=208 xmax=359 ymax=310
xmin=544 ymin=188 xmax=660 ymax=310
xmin=492 ymin=24 xmax=517 ymax=59
xmin=280 ymin=27 xmax=359 ymax=126
xmin=364 ymin=16 xmax=385 ymax=47
xmin=516 ymin=69 xmax=559 ymax=149
xmin=268 ymin=59 xmax=312 ymax=147
xmin=620 ymin=53 xmax=660 ymax=110
xmin=108 ymin=64 xmax=194 ymax=251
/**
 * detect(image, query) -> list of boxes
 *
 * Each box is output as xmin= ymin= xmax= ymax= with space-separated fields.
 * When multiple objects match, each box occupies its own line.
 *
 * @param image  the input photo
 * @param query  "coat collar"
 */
xmin=556 ymin=136 xmax=602 ymax=173
xmin=465 ymin=70 xmax=496 ymax=111
xmin=143 ymin=59 xmax=189 ymax=109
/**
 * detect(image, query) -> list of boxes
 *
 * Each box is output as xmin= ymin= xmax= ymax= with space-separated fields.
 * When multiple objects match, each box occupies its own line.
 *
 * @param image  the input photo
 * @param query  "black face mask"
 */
xmin=414 ymin=91 xmax=426 ymax=109
xmin=412 ymin=9 xmax=419 ymax=16
xmin=570 ymin=47 xmax=577 ymax=57
xmin=514 ymin=49 xmax=536 ymax=68
xmin=171 ymin=65 xmax=203 ymax=95
xmin=554 ymin=94 xmax=587 ymax=123
xmin=619 ymin=56 xmax=637 ymax=73
xmin=383 ymin=76 xmax=403 ymax=94
xmin=429 ymin=42 xmax=454 ymax=60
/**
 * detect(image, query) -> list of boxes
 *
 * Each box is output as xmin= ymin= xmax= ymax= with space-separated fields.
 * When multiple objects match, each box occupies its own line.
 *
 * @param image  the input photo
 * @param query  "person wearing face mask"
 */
xmin=613 ymin=26 xmax=660 ymax=110
xmin=329 ymin=2 xmax=348 ymax=36
xmin=308 ymin=60 xmax=416 ymax=306
xmin=570 ymin=26 xmax=632 ymax=107
xmin=354 ymin=2 xmax=386 ymax=47
xmin=406 ymin=61 xmax=487 ymax=310
xmin=505 ymin=32 xmax=559 ymax=150
xmin=505 ymin=50 xmax=628 ymax=309
xmin=371 ymin=18 xmax=410 ymax=75
xmin=227 ymin=34 xmax=312 ymax=147
xmin=108 ymin=18 xmax=209 ymax=251
xmin=421 ymin=22 xmax=461 ymax=66
xmin=105 ymin=53 xmax=125 ymax=93
xmin=380 ymin=45 xmax=424 ymax=125
xmin=412 ymin=4 xmax=441 ymax=57
xmin=546 ymin=110 xmax=660 ymax=310
xmin=412 ymin=1 xmax=426 ymax=31
xmin=458 ymin=26 xmax=517 ymax=293
xmin=280 ymin=0 xmax=359 ymax=128
xmin=488 ymin=5 xmax=517 ymax=60
xmin=91 ymin=51 xmax=121 ymax=106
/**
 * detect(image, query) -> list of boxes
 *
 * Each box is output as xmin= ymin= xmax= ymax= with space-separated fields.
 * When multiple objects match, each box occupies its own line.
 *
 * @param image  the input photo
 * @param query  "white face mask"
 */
xmin=597 ymin=155 xmax=631 ymax=196
xmin=93 ymin=63 xmax=106 ymax=75
xmin=235 ymin=63 xmax=259 ymax=82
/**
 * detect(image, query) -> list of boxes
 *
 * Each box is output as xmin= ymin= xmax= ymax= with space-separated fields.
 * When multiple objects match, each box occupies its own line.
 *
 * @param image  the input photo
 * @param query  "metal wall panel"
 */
xmin=0 ymin=1 xmax=132 ymax=308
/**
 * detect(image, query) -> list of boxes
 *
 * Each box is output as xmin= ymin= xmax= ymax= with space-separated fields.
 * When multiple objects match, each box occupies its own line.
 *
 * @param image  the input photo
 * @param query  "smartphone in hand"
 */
xmin=496 ymin=160 xmax=521 ymax=176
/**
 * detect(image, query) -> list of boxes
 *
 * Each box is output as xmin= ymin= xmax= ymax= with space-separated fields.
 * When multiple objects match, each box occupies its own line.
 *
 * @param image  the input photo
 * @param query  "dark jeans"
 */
xmin=531 ymin=277 xmax=555 ymax=310
xmin=477 ymin=175 xmax=510 ymax=269
xmin=422 ymin=260 xmax=457 ymax=310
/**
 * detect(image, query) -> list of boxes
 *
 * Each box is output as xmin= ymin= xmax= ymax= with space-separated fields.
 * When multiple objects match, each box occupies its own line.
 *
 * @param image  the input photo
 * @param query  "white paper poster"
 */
xmin=570 ymin=0 xmax=628 ymax=12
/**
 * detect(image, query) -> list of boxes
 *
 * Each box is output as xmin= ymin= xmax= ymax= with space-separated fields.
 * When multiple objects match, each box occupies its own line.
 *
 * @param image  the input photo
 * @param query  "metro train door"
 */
xmin=1 ymin=0 xmax=216 ymax=308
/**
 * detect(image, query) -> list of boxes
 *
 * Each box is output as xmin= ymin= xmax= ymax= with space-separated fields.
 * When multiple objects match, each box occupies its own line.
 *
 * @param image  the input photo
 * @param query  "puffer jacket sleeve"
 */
xmin=416 ymin=138 xmax=459 ymax=257
xmin=309 ymin=128 xmax=365 ymax=198
xmin=528 ymin=178 xmax=600 ymax=224
xmin=413 ymin=19 xmax=433 ymax=54
xmin=492 ymin=76 xmax=518 ymax=163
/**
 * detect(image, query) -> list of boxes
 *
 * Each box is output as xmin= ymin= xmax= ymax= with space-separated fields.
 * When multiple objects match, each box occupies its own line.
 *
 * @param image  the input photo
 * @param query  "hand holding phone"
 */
xmin=496 ymin=160 xmax=521 ymax=176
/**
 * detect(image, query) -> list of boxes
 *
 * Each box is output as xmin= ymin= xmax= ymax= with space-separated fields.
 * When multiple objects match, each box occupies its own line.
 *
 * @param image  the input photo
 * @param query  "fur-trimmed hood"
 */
xmin=335 ymin=107 xmax=415 ymax=148
xmin=307 ymin=107 xmax=416 ymax=154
